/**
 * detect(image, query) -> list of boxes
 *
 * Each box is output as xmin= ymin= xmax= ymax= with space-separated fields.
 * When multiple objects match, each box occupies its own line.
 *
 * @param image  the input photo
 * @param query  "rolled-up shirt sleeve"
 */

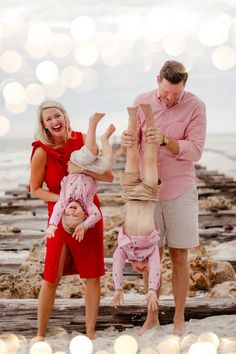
xmin=176 ymin=101 xmax=206 ymax=162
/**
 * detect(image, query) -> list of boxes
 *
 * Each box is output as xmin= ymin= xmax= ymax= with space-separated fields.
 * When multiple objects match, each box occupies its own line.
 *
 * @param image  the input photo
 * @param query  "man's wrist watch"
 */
xmin=160 ymin=135 xmax=170 ymax=146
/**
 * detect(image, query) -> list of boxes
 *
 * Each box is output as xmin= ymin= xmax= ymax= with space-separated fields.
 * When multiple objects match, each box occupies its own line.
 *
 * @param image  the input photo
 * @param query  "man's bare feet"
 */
xmin=89 ymin=112 xmax=105 ymax=126
xmin=100 ymin=124 xmax=116 ymax=142
xmin=173 ymin=320 xmax=185 ymax=337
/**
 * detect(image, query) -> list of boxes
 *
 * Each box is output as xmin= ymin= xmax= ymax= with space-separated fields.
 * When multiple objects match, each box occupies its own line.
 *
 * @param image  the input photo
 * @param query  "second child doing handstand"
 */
xmin=111 ymin=104 xmax=162 ymax=324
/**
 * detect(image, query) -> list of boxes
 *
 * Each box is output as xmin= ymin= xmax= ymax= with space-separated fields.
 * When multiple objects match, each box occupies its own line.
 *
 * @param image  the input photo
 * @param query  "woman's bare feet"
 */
xmin=30 ymin=336 xmax=45 ymax=346
xmin=100 ymin=124 xmax=116 ymax=142
xmin=86 ymin=331 xmax=98 ymax=340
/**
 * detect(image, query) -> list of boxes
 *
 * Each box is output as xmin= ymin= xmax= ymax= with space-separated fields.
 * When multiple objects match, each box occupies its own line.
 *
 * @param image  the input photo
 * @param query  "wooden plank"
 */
xmin=0 ymin=297 xmax=235 ymax=336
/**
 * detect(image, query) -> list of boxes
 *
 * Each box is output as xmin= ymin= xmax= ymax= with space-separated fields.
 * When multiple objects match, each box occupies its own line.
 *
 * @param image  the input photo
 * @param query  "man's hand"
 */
xmin=110 ymin=289 xmax=124 ymax=308
xmin=145 ymin=127 xmax=164 ymax=145
xmin=131 ymin=259 xmax=149 ymax=273
xmin=45 ymin=224 xmax=57 ymax=238
xmin=121 ymin=130 xmax=136 ymax=149
xmin=72 ymin=223 xmax=86 ymax=242
xmin=145 ymin=289 xmax=159 ymax=312
xmin=67 ymin=161 xmax=83 ymax=174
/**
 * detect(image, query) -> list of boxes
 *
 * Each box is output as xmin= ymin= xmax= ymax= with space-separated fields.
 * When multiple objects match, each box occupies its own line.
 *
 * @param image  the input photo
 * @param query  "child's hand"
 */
xmin=145 ymin=289 xmax=159 ymax=312
xmin=72 ymin=223 xmax=86 ymax=242
xmin=110 ymin=290 xmax=124 ymax=308
xmin=46 ymin=225 xmax=57 ymax=238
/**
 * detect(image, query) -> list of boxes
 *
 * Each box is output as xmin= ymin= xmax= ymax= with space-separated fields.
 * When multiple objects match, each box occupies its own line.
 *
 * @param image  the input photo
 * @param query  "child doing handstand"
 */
xmin=46 ymin=113 xmax=115 ymax=240
xmin=111 ymin=104 xmax=161 ymax=315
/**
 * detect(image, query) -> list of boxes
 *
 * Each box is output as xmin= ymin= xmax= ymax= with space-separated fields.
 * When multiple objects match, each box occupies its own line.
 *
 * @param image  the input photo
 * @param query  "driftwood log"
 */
xmin=1 ymin=297 xmax=236 ymax=337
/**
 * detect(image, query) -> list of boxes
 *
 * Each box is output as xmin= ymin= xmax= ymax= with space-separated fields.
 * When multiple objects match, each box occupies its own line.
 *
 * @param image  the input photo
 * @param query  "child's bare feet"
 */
xmin=89 ymin=112 xmax=105 ymax=126
xmin=138 ymin=316 xmax=159 ymax=335
xmin=140 ymin=103 xmax=154 ymax=127
xmin=127 ymin=106 xmax=138 ymax=142
xmin=100 ymin=124 xmax=116 ymax=142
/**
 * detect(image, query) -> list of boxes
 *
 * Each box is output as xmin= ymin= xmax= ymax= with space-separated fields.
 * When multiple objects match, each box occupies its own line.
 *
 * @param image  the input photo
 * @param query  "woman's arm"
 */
xmin=67 ymin=161 xmax=114 ymax=182
xmin=30 ymin=147 xmax=59 ymax=202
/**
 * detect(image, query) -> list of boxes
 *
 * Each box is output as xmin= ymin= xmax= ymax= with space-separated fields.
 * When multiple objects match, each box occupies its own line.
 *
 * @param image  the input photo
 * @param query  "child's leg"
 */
xmin=100 ymin=124 xmax=116 ymax=161
xmin=125 ymin=107 xmax=139 ymax=173
xmin=86 ymin=113 xmax=105 ymax=156
xmin=140 ymin=104 xmax=158 ymax=185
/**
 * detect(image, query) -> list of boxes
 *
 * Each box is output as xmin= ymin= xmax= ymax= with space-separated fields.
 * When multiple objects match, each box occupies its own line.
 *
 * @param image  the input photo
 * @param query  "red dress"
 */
xmin=31 ymin=131 xmax=105 ymax=283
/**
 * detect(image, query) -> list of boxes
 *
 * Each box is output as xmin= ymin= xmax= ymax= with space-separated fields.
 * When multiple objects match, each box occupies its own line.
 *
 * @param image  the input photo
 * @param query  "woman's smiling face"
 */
xmin=42 ymin=107 xmax=66 ymax=137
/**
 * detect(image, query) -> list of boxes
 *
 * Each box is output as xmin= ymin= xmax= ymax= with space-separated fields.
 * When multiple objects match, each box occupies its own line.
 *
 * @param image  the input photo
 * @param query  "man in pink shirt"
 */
xmin=122 ymin=60 xmax=206 ymax=336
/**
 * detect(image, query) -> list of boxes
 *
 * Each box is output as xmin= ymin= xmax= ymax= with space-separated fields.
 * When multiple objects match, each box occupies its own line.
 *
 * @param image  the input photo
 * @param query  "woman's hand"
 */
xmin=67 ymin=161 xmax=83 ymax=174
xmin=110 ymin=289 xmax=124 ymax=308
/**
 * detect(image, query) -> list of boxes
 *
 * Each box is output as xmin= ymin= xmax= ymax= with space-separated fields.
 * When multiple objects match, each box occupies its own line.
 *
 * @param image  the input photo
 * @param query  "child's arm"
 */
xmin=46 ymin=178 xmax=67 ymax=238
xmin=111 ymin=247 xmax=127 ymax=308
xmin=145 ymin=247 xmax=161 ymax=311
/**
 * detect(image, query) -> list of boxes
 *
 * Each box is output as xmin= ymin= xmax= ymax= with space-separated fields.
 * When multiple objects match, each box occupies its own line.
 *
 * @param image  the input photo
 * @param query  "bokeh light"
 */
xmin=25 ymin=83 xmax=45 ymax=105
xmin=100 ymin=43 xmax=122 ymax=67
xmin=117 ymin=15 xmax=143 ymax=41
xmin=30 ymin=341 xmax=53 ymax=354
xmin=0 ymin=333 xmax=20 ymax=354
xmin=163 ymin=34 xmax=186 ymax=56
xmin=76 ymin=68 xmax=98 ymax=93
xmin=198 ymin=332 xmax=219 ymax=348
xmin=6 ymin=100 xmax=28 ymax=114
xmin=188 ymin=341 xmax=217 ymax=354
xmin=25 ymin=40 xmax=49 ymax=58
xmin=61 ymin=65 xmax=84 ymax=88
xmin=49 ymin=33 xmax=73 ymax=58
xmin=43 ymin=79 xmax=66 ymax=99
xmin=70 ymin=16 xmax=96 ymax=41
xmin=212 ymin=46 xmax=236 ymax=70
xmin=143 ymin=10 xmax=169 ymax=41
xmin=36 ymin=61 xmax=59 ymax=84
xmin=0 ymin=50 xmax=23 ymax=73
xmin=114 ymin=335 xmax=138 ymax=354
xmin=198 ymin=11 xmax=231 ymax=46
xmin=74 ymin=43 xmax=98 ymax=66
xmin=3 ymin=82 xmax=26 ymax=105
xmin=27 ymin=22 xmax=52 ymax=48
xmin=69 ymin=335 xmax=93 ymax=354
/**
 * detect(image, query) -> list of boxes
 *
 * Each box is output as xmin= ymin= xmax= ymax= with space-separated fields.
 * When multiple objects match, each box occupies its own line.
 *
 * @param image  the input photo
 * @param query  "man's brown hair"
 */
xmin=159 ymin=60 xmax=188 ymax=85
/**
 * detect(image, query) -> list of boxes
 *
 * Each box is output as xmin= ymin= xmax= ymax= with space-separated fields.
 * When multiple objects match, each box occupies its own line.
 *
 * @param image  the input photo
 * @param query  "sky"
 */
xmin=0 ymin=0 xmax=236 ymax=138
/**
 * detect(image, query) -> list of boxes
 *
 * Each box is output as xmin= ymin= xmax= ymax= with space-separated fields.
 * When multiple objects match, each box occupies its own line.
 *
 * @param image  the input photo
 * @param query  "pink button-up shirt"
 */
xmin=134 ymin=89 xmax=206 ymax=200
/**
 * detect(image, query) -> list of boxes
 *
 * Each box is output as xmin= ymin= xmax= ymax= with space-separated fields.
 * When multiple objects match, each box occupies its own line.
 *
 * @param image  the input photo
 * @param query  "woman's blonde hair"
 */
xmin=35 ymin=100 xmax=72 ymax=146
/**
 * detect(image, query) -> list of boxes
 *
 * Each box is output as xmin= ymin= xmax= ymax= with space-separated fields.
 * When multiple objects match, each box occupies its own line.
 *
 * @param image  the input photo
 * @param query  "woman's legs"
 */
xmin=84 ymin=277 xmax=101 ymax=339
xmin=36 ymin=244 xmax=68 ymax=338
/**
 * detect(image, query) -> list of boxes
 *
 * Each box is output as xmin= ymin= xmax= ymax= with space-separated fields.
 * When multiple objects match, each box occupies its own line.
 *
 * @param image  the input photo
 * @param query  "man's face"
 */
xmin=157 ymin=77 xmax=185 ymax=107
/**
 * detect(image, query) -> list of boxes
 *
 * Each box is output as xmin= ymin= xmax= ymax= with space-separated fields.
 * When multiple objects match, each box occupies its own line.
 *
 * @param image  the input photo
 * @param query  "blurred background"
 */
xmin=0 ymin=0 xmax=235 ymax=190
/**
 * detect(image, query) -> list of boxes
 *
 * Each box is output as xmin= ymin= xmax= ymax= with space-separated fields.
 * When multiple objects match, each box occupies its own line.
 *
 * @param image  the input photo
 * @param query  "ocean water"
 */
xmin=0 ymin=134 xmax=236 ymax=194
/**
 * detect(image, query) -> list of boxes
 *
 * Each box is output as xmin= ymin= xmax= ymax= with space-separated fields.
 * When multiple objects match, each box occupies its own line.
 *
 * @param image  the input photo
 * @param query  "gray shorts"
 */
xmin=154 ymin=184 xmax=199 ymax=249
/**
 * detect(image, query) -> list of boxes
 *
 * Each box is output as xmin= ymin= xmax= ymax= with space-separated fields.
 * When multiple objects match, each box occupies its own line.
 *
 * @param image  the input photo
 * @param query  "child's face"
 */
xmin=65 ymin=201 xmax=84 ymax=217
xmin=62 ymin=201 xmax=85 ymax=233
